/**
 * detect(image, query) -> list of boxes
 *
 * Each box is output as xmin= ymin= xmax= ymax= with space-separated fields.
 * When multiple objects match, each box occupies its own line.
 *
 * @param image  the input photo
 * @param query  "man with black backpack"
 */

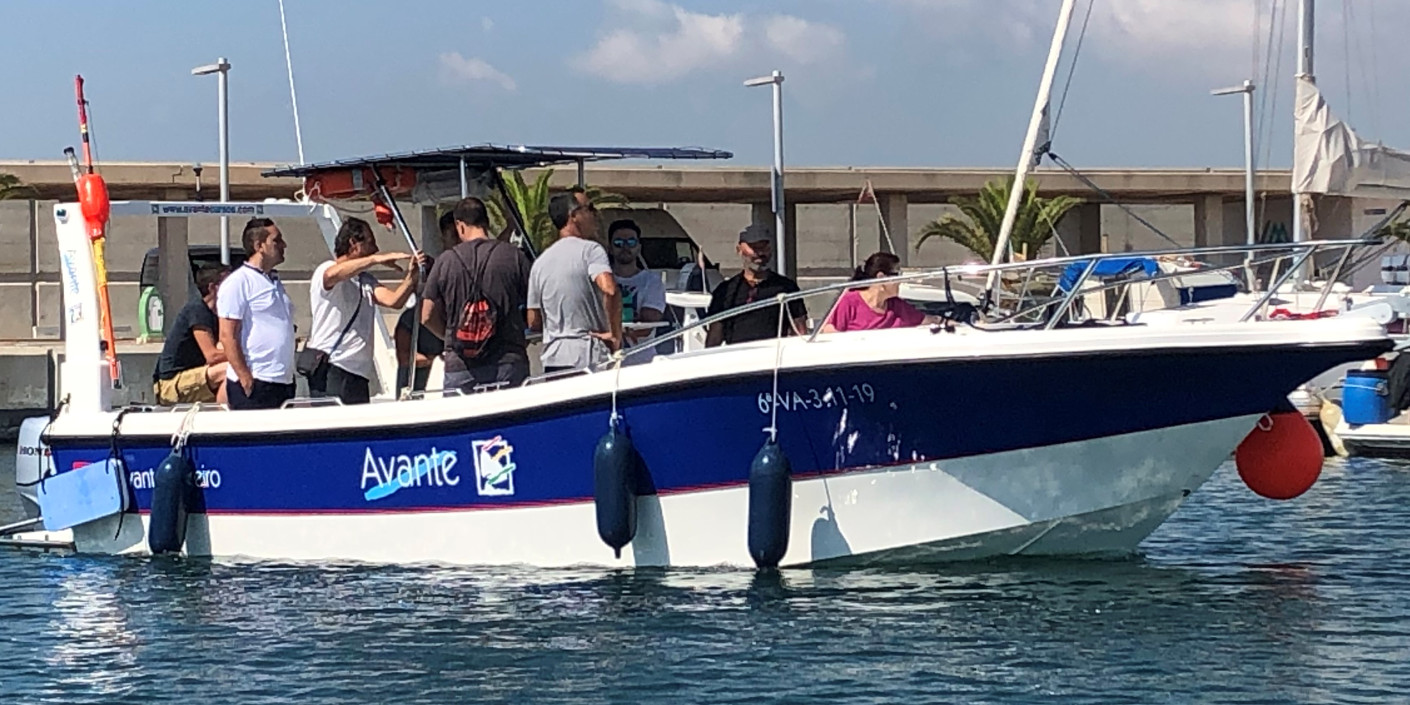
xmin=421 ymin=197 xmax=533 ymax=392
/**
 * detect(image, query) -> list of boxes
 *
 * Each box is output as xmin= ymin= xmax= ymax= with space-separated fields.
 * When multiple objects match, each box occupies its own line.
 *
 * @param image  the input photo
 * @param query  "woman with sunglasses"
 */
xmin=820 ymin=251 xmax=938 ymax=334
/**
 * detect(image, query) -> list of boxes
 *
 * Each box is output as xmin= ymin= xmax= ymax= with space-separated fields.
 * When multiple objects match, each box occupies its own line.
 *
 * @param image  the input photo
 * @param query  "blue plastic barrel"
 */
xmin=1343 ymin=369 xmax=1392 ymax=425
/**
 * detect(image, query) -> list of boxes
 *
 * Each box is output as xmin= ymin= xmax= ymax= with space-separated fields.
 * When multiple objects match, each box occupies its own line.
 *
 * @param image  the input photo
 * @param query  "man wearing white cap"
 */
xmin=705 ymin=223 xmax=807 ymax=346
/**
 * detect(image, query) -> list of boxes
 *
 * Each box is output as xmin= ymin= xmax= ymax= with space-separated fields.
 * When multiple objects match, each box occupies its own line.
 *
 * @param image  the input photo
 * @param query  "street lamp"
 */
xmin=1212 ymin=80 xmax=1257 ymax=256
xmin=192 ymin=57 xmax=232 ymax=265
xmin=744 ymin=70 xmax=787 ymax=278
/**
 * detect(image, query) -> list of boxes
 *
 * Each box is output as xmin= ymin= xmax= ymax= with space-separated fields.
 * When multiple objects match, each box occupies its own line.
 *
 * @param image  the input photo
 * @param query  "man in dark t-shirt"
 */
xmin=706 ymin=224 xmax=808 ymax=346
xmin=421 ymin=197 xmax=533 ymax=391
xmin=153 ymin=266 xmax=231 ymax=404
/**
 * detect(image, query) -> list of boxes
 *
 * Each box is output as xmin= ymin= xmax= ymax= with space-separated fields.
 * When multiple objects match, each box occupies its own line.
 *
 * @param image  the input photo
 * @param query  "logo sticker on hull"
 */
xmin=472 ymin=436 xmax=516 ymax=497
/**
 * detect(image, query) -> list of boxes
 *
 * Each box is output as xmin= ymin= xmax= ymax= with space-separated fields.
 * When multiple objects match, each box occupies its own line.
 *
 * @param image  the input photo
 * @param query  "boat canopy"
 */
xmin=1056 ymin=256 xmax=1240 ymax=308
xmin=1056 ymin=257 xmax=1159 ymax=292
xmin=261 ymin=143 xmax=733 ymax=205
xmin=263 ymin=144 xmax=733 ymax=177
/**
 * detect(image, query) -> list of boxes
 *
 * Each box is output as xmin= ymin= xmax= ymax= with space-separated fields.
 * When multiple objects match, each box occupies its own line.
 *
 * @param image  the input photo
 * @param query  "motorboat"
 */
xmin=1 ymin=156 xmax=1388 ymax=565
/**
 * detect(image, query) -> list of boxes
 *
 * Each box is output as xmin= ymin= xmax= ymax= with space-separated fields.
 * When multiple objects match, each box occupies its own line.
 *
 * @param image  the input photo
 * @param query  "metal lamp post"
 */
xmin=192 ymin=58 xmax=232 ymax=265
xmin=1212 ymin=80 xmax=1257 ymax=256
xmin=744 ymin=70 xmax=787 ymax=278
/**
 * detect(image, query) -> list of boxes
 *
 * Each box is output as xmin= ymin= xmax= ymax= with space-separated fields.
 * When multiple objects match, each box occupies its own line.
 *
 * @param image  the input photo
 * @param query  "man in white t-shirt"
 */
xmin=307 ymin=216 xmax=422 ymax=404
xmin=607 ymin=219 xmax=666 ymax=364
xmin=218 ymin=218 xmax=297 ymax=410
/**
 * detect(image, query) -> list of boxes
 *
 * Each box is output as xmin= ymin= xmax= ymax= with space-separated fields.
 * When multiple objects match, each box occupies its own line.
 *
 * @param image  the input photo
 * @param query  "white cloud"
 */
xmin=481 ymin=16 xmax=494 ymax=33
xmin=885 ymin=0 xmax=1260 ymax=73
xmin=1090 ymin=0 xmax=1257 ymax=65
xmin=576 ymin=0 xmax=847 ymax=85
xmin=763 ymin=15 xmax=845 ymax=65
xmin=438 ymin=52 xmax=517 ymax=91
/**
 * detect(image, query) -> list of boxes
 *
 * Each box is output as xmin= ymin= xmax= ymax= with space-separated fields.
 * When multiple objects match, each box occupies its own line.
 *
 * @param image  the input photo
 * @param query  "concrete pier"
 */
xmin=0 ymin=341 xmax=160 ymax=439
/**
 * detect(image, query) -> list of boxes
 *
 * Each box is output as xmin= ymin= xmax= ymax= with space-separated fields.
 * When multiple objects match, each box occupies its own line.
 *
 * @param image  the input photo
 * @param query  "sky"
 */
xmin=1 ymin=0 xmax=1408 ymax=171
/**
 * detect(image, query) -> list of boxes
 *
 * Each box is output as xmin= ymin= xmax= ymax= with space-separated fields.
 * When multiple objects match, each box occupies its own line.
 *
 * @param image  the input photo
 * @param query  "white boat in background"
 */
xmin=965 ymin=0 xmax=1410 ymax=452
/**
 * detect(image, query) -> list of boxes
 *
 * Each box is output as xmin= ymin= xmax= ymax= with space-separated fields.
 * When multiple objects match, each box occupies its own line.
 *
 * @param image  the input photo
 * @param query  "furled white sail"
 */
xmin=1294 ymin=76 xmax=1410 ymax=198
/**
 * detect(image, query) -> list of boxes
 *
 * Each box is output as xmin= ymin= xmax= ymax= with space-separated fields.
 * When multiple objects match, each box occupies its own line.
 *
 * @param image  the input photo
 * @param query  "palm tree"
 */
xmin=915 ymin=176 xmax=1082 ymax=261
xmin=486 ymin=170 xmax=555 ymax=252
xmin=0 ymin=172 xmax=35 ymax=200
xmin=1376 ymin=216 xmax=1410 ymax=244
xmin=485 ymin=169 xmax=629 ymax=253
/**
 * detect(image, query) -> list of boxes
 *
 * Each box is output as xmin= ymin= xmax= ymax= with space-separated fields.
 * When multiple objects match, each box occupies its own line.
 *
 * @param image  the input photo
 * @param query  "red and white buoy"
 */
xmin=1235 ymin=410 xmax=1324 ymax=500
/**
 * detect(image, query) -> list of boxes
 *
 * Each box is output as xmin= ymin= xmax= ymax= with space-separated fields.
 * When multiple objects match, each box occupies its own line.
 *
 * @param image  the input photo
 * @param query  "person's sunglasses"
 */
xmin=612 ymin=237 xmax=639 ymax=248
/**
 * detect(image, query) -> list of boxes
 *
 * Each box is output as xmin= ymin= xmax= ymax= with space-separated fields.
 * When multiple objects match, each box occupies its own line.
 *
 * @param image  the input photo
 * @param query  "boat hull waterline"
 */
xmin=29 ymin=322 xmax=1389 ymax=567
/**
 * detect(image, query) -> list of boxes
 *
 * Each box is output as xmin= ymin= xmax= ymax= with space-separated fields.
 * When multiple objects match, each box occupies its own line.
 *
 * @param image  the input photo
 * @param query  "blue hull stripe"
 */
xmin=47 ymin=341 xmax=1385 ymax=514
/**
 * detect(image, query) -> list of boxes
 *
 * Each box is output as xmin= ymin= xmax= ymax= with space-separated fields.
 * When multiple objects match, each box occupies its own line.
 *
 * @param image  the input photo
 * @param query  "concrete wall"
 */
xmin=0 ymin=199 xmax=430 ymax=340
xmin=0 ymin=191 xmax=1377 ymax=342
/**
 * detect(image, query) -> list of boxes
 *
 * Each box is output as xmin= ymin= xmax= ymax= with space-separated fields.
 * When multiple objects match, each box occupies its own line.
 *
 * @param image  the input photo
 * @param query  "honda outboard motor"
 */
xmin=15 ymin=416 xmax=55 ymax=519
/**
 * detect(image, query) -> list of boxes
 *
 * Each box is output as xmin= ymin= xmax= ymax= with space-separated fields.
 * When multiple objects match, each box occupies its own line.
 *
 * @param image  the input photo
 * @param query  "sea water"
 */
xmin=0 ymin=447 xmax=1407 ymax=704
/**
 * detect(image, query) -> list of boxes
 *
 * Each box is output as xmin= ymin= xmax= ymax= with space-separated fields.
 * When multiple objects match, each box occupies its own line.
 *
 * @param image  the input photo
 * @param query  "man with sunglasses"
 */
xmin=607 ymin=219 xmax=667 ymax=363
xmin=705 ymin=224 xmax=807 ymax=347
xmin=527 ymin=189 xmax=623 ymax=374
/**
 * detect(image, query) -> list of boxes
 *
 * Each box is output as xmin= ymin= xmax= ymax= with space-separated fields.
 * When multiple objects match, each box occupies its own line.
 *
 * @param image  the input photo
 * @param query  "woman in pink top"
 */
xmin=821 ymin=252 xmax=940 ymax=333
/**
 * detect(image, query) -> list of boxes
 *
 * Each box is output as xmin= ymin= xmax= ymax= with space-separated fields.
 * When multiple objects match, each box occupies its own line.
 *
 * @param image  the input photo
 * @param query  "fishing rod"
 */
xmin=68 ymin=75 xmax=120 ymax=388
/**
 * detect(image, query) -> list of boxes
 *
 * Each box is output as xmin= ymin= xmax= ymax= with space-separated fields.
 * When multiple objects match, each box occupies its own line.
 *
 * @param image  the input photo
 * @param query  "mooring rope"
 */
xmin=766 ymin=296 xmax=787 ymax=444
xmin=608 ymin=351 xmax=625 ymax=429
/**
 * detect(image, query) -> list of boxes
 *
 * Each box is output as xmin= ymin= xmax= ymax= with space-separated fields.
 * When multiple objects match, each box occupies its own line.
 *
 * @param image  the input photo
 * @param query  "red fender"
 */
xmin=1235 ymin=411 xmax=1323 ymax=500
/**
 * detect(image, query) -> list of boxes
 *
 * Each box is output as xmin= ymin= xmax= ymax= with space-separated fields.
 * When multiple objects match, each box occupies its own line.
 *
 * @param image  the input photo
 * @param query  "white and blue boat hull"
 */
xmin=32 ymin=321 xmax=1388 ymax=567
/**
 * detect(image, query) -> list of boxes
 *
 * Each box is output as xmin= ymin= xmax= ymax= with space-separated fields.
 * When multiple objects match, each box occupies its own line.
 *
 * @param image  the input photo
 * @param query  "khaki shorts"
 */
xmin=154 ymin=366 xmax=217 ymax=405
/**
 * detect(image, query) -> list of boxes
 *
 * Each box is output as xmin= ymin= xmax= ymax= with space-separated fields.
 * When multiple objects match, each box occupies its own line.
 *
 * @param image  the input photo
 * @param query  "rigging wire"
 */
xmin=1250 ymin=0 xmax=1261 ymax=82
xmin=1045 ymin=152 xmax=1182 ymax=249
xmin=1048 ymin=0 xmax=1095 ymax=144
xmin=1022 ymin=0 xmax=1091 ymax=262
xmin=83 ymin=96 xmax=102 ymax=174
xmin=1340 ymin=0 xmax=1355 ymax=126
xmin=1344 ymin=0 xmax=1381 ymax=137
xmin=1255 ymin=0 xmax=1288 ymax=239
xmin=1366 ymin=0 xmax=1383 ymax=138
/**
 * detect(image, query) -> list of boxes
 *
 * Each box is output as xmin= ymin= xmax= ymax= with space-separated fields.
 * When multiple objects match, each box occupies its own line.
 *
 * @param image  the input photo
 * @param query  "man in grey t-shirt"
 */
xmin=527 ymin=190 xmax=623 ymax=373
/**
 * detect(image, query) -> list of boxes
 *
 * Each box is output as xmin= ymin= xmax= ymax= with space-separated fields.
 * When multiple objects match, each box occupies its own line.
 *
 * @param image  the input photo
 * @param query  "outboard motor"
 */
xmin=15 ymin=416 xmax=54 ymax=519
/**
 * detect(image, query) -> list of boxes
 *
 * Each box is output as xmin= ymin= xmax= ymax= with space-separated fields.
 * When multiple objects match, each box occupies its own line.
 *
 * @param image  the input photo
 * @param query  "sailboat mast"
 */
xmin=1293 ymin=0 xmax=1315 ymax=244
xmin=984 ymin=0 xmax=1079 ymax=299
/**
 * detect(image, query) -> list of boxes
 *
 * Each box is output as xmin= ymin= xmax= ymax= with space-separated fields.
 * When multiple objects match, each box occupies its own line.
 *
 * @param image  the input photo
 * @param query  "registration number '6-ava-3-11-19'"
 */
xmin=757 ymin=384 xmax=876 ymax=414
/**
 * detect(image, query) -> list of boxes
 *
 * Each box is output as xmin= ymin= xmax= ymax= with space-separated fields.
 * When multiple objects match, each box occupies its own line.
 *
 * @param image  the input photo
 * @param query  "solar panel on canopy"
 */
xmin=263 ymin=144 xmax=733 ymax=178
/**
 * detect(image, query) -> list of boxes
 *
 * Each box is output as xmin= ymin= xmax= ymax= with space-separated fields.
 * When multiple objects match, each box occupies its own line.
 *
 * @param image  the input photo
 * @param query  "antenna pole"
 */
xmin=984 ymin=0 xmax=1079 ymax=302
xmin=279 ymin=0 xmax=306 ymax=164
xmin=1293 ymin=0 xmax=1314 ymax=247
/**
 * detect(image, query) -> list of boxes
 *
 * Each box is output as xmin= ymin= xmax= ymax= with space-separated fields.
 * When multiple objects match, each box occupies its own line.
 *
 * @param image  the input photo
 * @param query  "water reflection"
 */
xmin=0 ymin=457 xmax=1407 ymax=703
xmin=44 ymin=559 xmax=143 ymax=700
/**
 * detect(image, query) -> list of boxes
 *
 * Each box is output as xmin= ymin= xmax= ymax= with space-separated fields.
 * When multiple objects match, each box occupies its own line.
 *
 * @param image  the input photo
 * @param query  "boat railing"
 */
xmin=595 ymin=238 xmax=1381 ymax=370
xmin=991 ymin=240 xmax=1368 ymax=326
